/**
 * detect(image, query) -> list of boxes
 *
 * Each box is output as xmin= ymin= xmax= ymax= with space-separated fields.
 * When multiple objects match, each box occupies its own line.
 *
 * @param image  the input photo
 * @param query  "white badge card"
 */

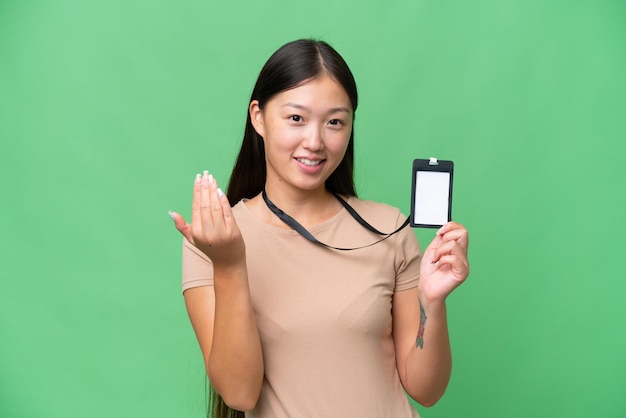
xmin=410 ymin=158 xmax=454 ymax=228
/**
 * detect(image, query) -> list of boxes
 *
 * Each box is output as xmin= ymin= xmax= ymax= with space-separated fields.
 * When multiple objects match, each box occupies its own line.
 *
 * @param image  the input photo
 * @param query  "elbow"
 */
xmin=408 ymin=390 xmax=444 ymax=408
xmin=207 ymin=366 xmax=262 ymax=412
xmin=221 ymin=394 xmax=259 ymax=412
xmin=417 ymin=395 xmax=442 ymax=408
xmin=402 ymin=363 xmax=451 ymax=408
xmin=207 ymin=379 xmax=261 ymax=412
xmin=406 ymin=384 xmax=446 ymax=408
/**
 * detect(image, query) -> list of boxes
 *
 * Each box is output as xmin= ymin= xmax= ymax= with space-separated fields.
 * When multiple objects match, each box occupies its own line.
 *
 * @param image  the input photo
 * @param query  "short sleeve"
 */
xmin=181 ymin=238 xmax=214 ymax=293
xmin=393 ymin=212 xmax=422 ymax=292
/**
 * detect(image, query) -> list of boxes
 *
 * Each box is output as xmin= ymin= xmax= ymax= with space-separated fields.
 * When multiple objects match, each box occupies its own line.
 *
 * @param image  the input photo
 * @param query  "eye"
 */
xmin=328 ymin=119 xmax=343 ymax=127
xmin=289 ymin=115 xmax=303 ymax=122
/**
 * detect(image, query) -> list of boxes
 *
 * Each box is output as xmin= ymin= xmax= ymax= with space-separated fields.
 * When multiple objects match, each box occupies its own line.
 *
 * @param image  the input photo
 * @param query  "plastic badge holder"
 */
xmin=410 ymin=158 xmax=454 ymax=228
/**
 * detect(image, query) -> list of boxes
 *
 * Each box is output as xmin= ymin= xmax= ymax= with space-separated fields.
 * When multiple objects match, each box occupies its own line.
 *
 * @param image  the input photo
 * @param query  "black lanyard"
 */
xmin=262 ymin=190 xmax=410 ymax=251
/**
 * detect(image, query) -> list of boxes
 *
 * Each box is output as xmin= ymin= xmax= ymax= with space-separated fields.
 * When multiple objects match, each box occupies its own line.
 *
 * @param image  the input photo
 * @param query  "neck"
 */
xmin=262 ymin=183 xmax=342 ymax=229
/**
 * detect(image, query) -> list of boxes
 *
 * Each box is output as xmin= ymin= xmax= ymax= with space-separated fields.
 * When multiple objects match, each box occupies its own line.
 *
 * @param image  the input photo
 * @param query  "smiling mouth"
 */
xmin=296 ymin=158 xmax=324 ymax=167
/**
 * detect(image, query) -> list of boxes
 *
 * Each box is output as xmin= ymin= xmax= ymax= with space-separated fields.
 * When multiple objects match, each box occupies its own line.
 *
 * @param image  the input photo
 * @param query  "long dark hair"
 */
xmin=213 ymin=39 xmax=359 ymax=418
xmin=226 ymin=39 xmax=359 ymax=206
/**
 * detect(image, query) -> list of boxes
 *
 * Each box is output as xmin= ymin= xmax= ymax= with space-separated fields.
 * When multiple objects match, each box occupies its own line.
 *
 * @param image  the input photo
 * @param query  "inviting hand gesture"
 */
xmin=418 ymin=222 xmax=469 ymax=304
xmin=169 ymin=171 xmax=245 ymax=269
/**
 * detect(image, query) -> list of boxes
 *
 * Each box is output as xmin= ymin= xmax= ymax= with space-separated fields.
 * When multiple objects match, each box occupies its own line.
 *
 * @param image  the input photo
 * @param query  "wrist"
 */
xmin=213 ymin=262 xmax=248 ymax=285
xmin=418 ymin=296 xmax=447 ymax=315
xmin=213 ymin=258 xmax=246 ymax=271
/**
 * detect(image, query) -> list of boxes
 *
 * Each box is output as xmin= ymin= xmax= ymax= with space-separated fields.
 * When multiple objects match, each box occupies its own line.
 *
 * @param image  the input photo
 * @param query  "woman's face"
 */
xmin=250 ymin=76 xmax=353 ymax=195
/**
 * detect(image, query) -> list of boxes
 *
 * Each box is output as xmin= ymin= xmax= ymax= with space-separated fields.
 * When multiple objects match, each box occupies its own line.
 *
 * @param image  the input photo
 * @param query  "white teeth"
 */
xmin=297 ymin=158 xmax=322 ymax=166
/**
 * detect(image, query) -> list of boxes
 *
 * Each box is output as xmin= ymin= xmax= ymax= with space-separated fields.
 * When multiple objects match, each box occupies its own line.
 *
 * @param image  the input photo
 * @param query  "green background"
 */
xmin=1 ymin=1 xmax=625 ymax=417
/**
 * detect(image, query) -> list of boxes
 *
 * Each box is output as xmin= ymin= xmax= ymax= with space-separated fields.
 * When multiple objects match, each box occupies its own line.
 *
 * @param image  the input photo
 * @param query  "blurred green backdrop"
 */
xmin=1 ymin=1 xmax=625 ymax=417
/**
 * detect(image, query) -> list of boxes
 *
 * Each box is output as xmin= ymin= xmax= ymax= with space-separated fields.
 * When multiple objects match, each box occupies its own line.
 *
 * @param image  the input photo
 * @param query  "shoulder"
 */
xmin=347 ymin=196 xmax=419 ymax=252
xmin=230 ymin=199 xmax=267 ymax=236
xmin=346 ymin=196 xmax=405 ymax=230
xmin=231 ymin=199 xmax=255 ymax=223
xmin=348 ymin=197 xmax=402 ymax=215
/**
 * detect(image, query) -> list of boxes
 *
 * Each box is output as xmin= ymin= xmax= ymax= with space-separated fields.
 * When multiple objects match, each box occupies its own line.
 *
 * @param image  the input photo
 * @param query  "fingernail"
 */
xmin=203 ymin=170 xmax=209 ymax=181
xmin=208 ymin=174 xmax=215 ymax=185
xmin=168 ymin=210 xmax=175 ymax=221
xmin=217 ymin=188 xmax=224 ymax=197
xmin=195 ymin=174 xmax=201 ymax=184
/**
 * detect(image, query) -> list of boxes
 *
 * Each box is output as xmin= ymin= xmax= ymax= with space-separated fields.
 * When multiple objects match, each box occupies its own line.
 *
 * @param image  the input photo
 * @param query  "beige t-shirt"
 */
xmin=182 ymin=197 xmax=422 ymax=418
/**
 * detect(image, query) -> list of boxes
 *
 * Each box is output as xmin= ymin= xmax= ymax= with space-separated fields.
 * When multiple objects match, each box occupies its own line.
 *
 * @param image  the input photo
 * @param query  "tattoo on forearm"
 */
xmin=416 ymin=299 xmax=427 ymax=349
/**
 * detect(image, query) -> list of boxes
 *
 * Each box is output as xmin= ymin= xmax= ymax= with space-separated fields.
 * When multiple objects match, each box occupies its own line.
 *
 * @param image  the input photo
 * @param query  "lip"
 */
xmin=294 ymin=157 xmax=326 ymax=173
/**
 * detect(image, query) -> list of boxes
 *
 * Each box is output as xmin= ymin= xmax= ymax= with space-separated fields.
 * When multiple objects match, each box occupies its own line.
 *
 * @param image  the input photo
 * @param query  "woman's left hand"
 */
xmin=418 ymin=222 xmax=469 ymax=304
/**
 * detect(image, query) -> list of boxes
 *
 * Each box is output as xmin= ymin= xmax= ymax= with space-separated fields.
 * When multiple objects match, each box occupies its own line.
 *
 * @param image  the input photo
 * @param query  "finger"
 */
xmin=421 ymin=248 xmax=445 ymax=275
xmin=435 ymin=237 xmax=469 ymax=262
xmin=213 ymin=185 xmax=235 ymax=230
xmin=438 ymin=222 xmax=469 ymax=250
xmin=439 ymin=229 xmax=468 ymax=249
xmin=437 ymin=221 xmax=465 ymax=236
xmin=206 ymin=174 xmax=230 ymax=234
xmin=439 ymin=228 xmax=464 ymax=242
xmin=432 ymin=240 xmax=458 ymax=263
xmin=421 ymin=248 xmax=437 ymax=266
xmin=424 ymin=233 xmax=444 ymax=253
xmin=199 ymin=170 xmax=216 ymax=231
xmin=434 ymin=253 xmax=469 ymax=280
xmin=441 ymin=243 xmax=469 ymax=270
xmin=191 ymin=173 xmax=203 ymax=239
xmin=217 ymin=187 xmax=235 ymax=226
xmin=169 ymin=211 xmax=194 ymax=243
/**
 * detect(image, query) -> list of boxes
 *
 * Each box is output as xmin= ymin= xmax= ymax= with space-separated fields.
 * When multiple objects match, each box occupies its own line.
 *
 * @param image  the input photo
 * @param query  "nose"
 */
xmin=302 ymin=125 xmax=324 ymax=151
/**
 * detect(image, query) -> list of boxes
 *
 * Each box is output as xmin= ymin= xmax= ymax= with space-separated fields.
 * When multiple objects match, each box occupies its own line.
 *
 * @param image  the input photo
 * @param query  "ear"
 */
xmin=249 ymin=100 xmax=265 ymax=138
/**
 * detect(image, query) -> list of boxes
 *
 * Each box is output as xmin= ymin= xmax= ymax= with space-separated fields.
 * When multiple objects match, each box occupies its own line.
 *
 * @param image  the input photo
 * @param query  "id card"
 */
xmin=410 ymin=158 xmax=454 ymax=228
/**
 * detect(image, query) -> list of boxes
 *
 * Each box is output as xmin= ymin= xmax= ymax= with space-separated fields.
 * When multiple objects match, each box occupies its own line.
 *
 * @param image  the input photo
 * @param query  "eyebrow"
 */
xmin=281 ymin=102 xmax=352 ymax=114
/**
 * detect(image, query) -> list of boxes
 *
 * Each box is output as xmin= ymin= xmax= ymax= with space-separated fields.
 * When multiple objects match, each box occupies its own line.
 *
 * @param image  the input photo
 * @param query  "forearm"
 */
xmin=209 ymin=264 xmax=264 ymax=411
xmin=403 ymin=300 xmax=452 ymax=406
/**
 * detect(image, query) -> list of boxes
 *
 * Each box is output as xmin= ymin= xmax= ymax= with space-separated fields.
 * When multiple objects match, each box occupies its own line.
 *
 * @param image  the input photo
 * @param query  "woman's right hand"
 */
xmin=169 ymin=171 xmax=245 ymax=269
xmin=173 ymin=172 xmax=262 ymax=410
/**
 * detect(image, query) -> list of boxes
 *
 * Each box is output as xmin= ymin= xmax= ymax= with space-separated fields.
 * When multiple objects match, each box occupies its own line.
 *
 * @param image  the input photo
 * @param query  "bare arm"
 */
xmin=171 ymin=171 xmax=263 ymax=411
xmin=393 ymin=288 xmax=452 ymax=406
xmin=393 ymin=222 xmax=469 ymax=406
